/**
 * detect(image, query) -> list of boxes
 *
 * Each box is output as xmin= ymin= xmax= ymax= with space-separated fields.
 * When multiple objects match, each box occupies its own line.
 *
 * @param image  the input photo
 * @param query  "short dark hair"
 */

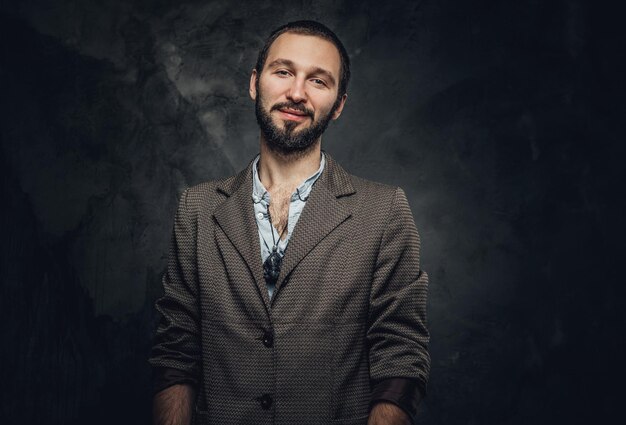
xmin=254 ymin=20 xmax=351 ymax=97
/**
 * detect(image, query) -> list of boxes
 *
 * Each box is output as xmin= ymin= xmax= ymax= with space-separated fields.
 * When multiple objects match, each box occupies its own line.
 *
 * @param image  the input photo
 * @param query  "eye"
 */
xmin=276 ymin=70 xmax=291 ymax=76
xmin=311 ymin=78 xmax=327 ymax=87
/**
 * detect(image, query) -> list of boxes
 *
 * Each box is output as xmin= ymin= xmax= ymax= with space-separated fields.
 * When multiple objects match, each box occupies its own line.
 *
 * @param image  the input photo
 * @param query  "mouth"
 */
xmin=277 ymin=108 xmax=310 ymax=121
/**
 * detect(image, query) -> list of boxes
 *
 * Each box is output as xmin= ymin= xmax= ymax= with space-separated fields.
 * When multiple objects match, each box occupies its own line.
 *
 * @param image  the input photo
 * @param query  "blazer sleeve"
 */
xmin=148 ymin=187 xmax=201 ymax=391
xmin=367 ymin=187 xmax=431 ymax=418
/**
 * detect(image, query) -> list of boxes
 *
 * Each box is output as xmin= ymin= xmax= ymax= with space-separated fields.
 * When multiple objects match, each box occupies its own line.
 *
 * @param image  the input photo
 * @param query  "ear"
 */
xmin=249 ymin=69 xmax=258 ymax=101
xmin=331 ymin=93 xmax=348 ymax=120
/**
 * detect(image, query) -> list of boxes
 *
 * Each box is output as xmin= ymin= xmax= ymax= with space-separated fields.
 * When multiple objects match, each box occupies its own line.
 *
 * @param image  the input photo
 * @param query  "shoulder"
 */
xmin=183 ymin=180 xmax=215 ymax=201
xmin=185 ymin=180 xmax=219 ymax=199
xmin=178 ymin=177 xmax=226 ymax=217
xmin=344 ymin=171 xmax=408 ymax=210
xmin=341 ymin=170 xmax=415 ymax=226
xmin=349 ymin=174 xmax=398 ymax=197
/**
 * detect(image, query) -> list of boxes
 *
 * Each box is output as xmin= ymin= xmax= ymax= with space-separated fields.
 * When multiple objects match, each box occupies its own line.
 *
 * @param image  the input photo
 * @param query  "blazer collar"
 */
xmin=213 ymin=150 xmax=355 ymax=309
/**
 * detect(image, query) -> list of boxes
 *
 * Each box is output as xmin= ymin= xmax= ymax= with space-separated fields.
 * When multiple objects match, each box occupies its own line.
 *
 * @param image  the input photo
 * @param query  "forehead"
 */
xmin=265 ymin=32 xmax=341 ymax=78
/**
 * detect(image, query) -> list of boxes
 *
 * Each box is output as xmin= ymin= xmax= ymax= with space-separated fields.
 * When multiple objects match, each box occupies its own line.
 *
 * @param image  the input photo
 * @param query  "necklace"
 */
xmin=263 ymin=206 xmax=288 ymax=286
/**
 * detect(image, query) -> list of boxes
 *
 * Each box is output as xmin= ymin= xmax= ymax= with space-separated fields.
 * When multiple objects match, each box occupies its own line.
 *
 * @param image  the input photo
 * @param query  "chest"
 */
xmin=267 ymin=190 xmax=292 ymax=239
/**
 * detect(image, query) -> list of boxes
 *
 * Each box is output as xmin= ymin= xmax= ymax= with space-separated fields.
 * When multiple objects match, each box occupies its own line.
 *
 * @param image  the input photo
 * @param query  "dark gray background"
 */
xmin=1 ymin=0 xmax=623 ymax=424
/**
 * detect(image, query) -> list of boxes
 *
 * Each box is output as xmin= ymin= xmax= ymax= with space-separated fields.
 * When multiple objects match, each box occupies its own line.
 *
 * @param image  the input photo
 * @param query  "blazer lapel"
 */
xmin=273 ymin=152 xmax=355 ymax=300
xmin=212 ymin=151 xmax=356 ymax=309
xmin=213 ymin=159 xmax=272 ymax=310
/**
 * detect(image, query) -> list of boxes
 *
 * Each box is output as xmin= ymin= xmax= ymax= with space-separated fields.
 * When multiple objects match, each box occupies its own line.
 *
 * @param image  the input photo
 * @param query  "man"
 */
xmin=149 ymin=20 xmax=430 ymax=425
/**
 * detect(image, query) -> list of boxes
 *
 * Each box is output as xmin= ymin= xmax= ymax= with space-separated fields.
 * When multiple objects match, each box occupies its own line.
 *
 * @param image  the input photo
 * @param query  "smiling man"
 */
xmin=149 ymin=21 xmax=430 ymax=425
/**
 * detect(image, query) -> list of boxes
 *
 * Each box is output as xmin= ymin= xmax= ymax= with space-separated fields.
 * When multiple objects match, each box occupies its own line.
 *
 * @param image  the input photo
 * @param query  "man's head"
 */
xmin=249 ymin=20 xmax=350 ymax=157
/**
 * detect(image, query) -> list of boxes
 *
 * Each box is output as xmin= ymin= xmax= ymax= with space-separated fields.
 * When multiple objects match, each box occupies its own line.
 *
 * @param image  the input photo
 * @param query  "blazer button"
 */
xmin=262 ymin=330 xmax=274 ymax=348
xmin=256 ymin=393 xmax=273 ymax=410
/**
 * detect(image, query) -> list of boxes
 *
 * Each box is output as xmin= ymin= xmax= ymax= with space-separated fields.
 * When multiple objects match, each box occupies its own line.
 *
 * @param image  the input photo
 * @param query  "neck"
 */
xmin=258 ymin=135 xmax=322 ymax=192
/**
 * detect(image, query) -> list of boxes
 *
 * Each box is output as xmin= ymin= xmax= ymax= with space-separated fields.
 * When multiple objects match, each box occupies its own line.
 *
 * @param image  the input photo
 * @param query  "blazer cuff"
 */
xmin=369 ymin=378 xmax=424 ymax=423
xmin=152 ymin=367 xmax=198 ymax=395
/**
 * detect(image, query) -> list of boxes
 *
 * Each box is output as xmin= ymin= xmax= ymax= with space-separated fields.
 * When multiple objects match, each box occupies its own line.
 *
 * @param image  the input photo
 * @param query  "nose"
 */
xmin=287 ymin=76 xmax=307 ymax=103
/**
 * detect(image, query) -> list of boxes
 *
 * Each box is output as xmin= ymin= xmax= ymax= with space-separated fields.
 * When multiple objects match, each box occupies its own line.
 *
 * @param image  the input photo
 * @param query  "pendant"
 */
xmin=263 ymin=248 xmax=282 ymax=285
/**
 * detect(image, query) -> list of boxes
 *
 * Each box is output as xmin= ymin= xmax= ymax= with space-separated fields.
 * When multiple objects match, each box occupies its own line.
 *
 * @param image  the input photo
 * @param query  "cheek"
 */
xmin=314 ymin=97 xmax=337 ymax=118
xmin=260 ymin=76 xmax=290 ymax=98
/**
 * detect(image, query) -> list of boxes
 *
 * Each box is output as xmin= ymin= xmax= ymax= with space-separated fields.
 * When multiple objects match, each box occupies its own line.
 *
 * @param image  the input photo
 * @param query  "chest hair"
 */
xmin=268 ymin=188 xmax=292 ymax=241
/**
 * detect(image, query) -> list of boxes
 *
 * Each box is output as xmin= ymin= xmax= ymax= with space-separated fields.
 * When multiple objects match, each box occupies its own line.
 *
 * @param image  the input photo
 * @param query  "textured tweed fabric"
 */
xmin=148 ymin=151 xmax=430 ymax=425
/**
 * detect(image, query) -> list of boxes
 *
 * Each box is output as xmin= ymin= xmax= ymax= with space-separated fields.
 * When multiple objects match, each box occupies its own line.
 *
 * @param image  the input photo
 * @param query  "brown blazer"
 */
xmin=149 ymin=151 xmax=430 ymax=425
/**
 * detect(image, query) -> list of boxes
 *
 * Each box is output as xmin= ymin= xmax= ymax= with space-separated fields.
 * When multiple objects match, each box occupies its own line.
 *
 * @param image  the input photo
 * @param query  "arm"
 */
xmin=148 ymin=188 xmax=201 ymax=422
xmin=153 ymin=384 xmax=196 ymax=425
xmin=368 ymin=402 xmax=411 ymax=425
xmin=367 ymin=187 xmax=430 ymax=424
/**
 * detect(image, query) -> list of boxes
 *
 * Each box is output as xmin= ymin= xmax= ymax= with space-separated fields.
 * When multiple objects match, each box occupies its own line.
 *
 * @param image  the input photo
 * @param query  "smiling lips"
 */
xmin=278 ymin=108 xmax=309 ymax=121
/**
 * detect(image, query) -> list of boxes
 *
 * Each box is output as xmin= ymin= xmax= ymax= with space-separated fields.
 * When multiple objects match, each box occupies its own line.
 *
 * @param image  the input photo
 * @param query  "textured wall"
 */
xmin=1 ymin=0 xmax=623 ymax=424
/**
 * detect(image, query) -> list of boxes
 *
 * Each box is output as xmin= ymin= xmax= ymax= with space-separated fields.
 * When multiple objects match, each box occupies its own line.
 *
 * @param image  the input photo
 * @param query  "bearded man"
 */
xmin=149 ymin=20 xmax=430 ymax=425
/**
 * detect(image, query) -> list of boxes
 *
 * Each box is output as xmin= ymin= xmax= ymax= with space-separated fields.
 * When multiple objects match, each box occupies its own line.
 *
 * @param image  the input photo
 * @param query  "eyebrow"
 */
xmin=266 ymin=58 xmax=337 ymax=87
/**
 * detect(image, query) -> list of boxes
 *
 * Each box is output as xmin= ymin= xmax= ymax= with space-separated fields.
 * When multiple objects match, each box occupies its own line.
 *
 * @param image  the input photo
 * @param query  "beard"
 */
xmin=255 ymin=90 xmax=340 ymax=158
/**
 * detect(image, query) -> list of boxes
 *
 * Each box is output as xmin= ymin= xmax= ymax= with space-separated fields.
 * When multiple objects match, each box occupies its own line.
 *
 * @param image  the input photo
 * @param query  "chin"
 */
xmin=278 ymin=120 xmax=310 ymax=130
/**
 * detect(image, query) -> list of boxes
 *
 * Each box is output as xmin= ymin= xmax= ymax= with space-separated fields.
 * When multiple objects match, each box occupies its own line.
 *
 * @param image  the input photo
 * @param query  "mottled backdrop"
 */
xmin=1 ymin=0 xmax=623 ymax=424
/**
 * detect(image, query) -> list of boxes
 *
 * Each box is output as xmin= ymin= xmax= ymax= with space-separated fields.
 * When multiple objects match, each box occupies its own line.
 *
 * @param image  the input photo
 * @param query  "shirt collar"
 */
xmin=252 ymin=151 xmax=326 ymax=203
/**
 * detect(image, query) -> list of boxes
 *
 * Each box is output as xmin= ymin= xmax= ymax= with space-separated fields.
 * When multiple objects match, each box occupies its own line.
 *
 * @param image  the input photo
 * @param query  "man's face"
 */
xmin=250 ymin=32 xmax=347 ymax=156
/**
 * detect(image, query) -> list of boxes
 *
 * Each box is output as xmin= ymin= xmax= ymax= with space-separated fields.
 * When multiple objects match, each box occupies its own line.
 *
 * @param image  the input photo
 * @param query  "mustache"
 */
xmin=271 ymin=102 xmax=314 ymax=118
